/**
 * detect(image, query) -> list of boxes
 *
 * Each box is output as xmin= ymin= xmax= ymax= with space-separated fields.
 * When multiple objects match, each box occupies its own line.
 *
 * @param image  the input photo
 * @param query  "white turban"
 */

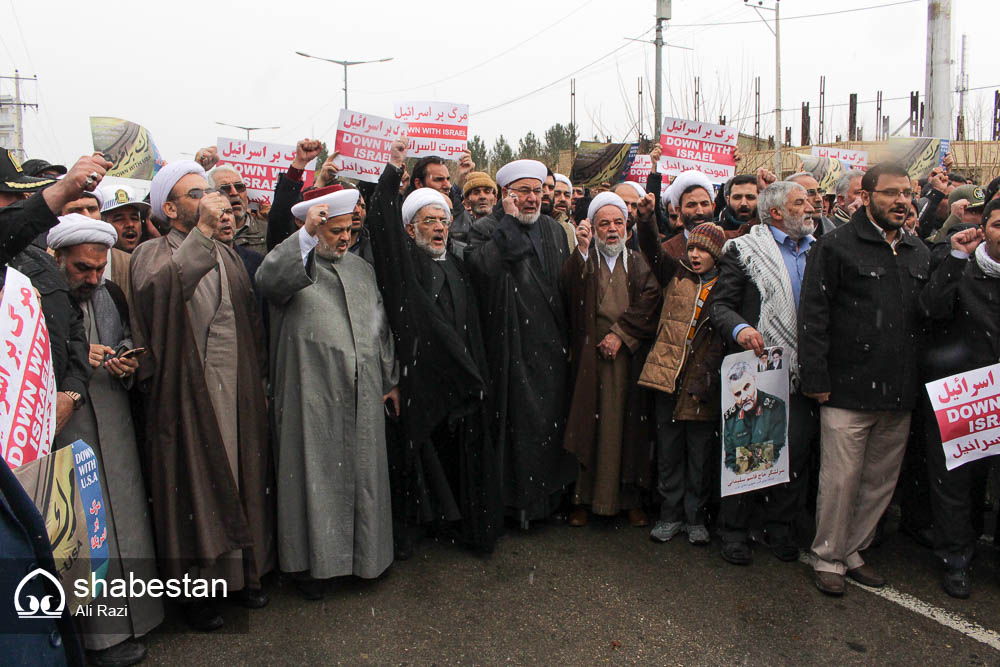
xmin=495 ymin=159 xmax=547 ymax=188
xmin=666 ymin=170 xmax=714 ymax=209
xmin=290 ymin=187 xmax=360 ymax=221
xmin=587 ymin=192 xmax=628 ymax=223
xmin=620 ymin=181 xmax=646 ymax=199
xmin=554 ymin=173 xmax=572 ymax=188
xmin=47 ymin=213 xmax=118 ymax=249
xmin=150 ymin=160 xmax=206 ymax=222
xmin=402 ymin=188 xmax=452 ymax=226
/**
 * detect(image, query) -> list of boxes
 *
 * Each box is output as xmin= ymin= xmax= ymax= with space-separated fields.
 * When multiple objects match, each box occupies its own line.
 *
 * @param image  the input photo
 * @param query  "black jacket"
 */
xmin=920 ymin=252 xmax=1000 ymax=380
xmin=0 ymin=192 xmax=59 ymax=266
xmin=798 ymin=208 xmax=930 ymax=410
xmin=6 ymin=242 xmax=91 ymax=398
xmin=265 ymin=171 xmax=304 ymax=251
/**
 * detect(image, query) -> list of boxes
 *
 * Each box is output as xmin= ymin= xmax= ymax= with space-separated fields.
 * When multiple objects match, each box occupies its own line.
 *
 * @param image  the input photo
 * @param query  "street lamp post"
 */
xmin=215 ymin=122 xmax=280 ymax=141
xmin=295 ymin=52 xmax=394 ymax=109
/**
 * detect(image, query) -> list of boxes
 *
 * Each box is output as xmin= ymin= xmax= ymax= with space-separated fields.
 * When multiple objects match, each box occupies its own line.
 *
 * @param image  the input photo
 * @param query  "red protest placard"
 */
xmin=926 ymin=364 xmax=1000 ymax=470
xmin=659 ymin=117 xmax=737 ymax=184
xmin=1 ymin=268 xmax=57 ymax=469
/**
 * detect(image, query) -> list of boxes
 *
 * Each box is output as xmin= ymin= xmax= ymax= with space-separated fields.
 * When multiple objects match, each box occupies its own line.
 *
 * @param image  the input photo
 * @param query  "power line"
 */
xmin=474 ymin=27 xmax=654 ymax=116
xmin=660 ymin=0 xmax=920 ymax=28
xmin=355 ymin=0 xmax=597 ymax=95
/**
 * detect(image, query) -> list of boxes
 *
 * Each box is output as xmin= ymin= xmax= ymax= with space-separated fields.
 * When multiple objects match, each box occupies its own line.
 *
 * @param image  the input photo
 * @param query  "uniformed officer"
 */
xmin=723 ymin=362 xmax=786 ymax=472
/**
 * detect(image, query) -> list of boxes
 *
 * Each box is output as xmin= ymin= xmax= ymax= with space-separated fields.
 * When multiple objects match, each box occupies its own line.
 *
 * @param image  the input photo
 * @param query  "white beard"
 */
xmin=516 ymin=210 xmax=540 ymax=226
xmin=596 ymin=237 xmax=625 ymax=258
xmin=413 ymin=226 xmax=447 ymax=258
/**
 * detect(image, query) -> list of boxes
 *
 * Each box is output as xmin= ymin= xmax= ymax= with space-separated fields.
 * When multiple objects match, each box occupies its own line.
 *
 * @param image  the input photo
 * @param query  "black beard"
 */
xmin=540 ymin=201 xmax=553 ymax=216
xmin=682 ymin=212 xmax=712 ymax=231
xmin=732 ymin=206 xmax=754 ymax=222
xmin=870 ymin=201 xmax=906 ymax=231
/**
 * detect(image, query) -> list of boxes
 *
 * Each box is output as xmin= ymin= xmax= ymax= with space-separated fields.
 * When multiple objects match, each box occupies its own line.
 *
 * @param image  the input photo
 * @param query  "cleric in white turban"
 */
xmin=401 ymin=188 xmax=452 ymax=226
xmin=495 ymin=159 xmax=547 ymax=188
xmin=665 ymin=169 xmax=714 ymax=209
xmin=587 ymin=191 xmax=628 ymax=225
xmin=149 ymin=160 xmax=206 ymax=222
xmin=48 ymin=212 xmax=118 ymax=249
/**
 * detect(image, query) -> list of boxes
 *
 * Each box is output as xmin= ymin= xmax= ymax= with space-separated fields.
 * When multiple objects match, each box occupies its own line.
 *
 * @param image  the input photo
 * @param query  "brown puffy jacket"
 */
xmin=638 ymin=265 xmax=723 ymax=421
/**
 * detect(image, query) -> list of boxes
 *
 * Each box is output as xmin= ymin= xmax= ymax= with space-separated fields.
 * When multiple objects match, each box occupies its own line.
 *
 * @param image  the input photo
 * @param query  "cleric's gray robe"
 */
xmin=54 ymin=284 xmax=163 ymax=650
xmin=256 ymin=231 xmax=398 ymax=579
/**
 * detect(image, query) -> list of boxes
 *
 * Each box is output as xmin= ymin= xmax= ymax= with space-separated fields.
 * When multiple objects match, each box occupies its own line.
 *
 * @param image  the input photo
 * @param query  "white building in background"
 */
xmin=0 ymin=95 xmax=19 ymax=154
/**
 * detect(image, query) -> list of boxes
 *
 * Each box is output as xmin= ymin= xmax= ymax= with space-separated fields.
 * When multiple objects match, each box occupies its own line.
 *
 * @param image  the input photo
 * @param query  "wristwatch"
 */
xmin=62 ymin=391 xmax=84 ymax=410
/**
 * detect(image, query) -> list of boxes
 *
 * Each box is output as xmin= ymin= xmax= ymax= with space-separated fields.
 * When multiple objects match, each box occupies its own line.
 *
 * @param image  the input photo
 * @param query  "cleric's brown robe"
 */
xmin=560 ymin=248 xmax=661 ymax=497
xmin=128 ymin=227 xmax=275 ymax=585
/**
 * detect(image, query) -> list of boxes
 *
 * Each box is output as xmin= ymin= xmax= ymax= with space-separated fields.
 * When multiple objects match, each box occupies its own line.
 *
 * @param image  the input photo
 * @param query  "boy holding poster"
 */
xmin=635 ymin=196 xmax=726 ymax=547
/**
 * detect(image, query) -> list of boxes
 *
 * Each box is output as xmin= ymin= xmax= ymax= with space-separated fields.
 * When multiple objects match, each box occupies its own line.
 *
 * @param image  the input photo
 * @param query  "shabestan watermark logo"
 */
xmin=14 ymin=568 xmax=65 ymax=619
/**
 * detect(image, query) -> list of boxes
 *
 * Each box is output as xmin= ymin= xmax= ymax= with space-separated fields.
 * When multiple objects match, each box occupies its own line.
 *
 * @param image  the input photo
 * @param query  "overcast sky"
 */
xmin=2 ymin=0 xmax=997 ymax=165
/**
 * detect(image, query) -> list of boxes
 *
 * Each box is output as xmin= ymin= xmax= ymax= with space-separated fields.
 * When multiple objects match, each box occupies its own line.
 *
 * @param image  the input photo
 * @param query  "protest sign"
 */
xmin=720 ymin=347 xmax=790 ymax=497
xmin=926 ymin=363 xmax=1000 ymax=470
xmin=216 ymin=138 xmax=315 ymax=205
xmin=623 ymin=154 xmax=670 ymax=199
xmin=887 ymin=137 xmax=950 ymax=179
xmin=810 ymin=145 xmax=868 ymax=170
xmin=1 ymin=267 xmax=56 ymax=469
xmin=13 ymin=440 xmax=108 ymax=606
xmin=90 ymin=116 xmax=165 ymax=180
xmin=796 ymin=154 xmax=846 ymax=194
xmin=658 ymin=116 xmax=738 ymax=184
xmin=570 ymin=141 xmax=634 ymax=189
xmin=393 ymin=101 xmax=469 ymax=159
xmin=334 ymin=110 xmax=408 ymax=183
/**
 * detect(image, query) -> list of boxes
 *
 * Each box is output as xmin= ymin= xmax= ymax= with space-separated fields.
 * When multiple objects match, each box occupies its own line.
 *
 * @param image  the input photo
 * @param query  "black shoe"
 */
xmin=943 ymin=568 xmax=971 ymax=599
xmin=771 ymin=540 xmax=800 ymax=562
xmin=233 ymin=587 xmax=268 ymax=609
xmin=721 ymin=541 xmax=752 ymax=566
xmin=87 ymin=639 xmax=147 ymax=667
xmin=901 ymin=523 xmax=935 ymax=549
xmin=184 ymin=601 xmax=223 ymax=632
xmin=294 ymin=577 xmax=324 ymax=601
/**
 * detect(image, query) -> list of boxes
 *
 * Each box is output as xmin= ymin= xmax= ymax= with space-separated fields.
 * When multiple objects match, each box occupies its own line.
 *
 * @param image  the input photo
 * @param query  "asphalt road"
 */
xmin=142 ymin=515 xmax=1000 ymax=665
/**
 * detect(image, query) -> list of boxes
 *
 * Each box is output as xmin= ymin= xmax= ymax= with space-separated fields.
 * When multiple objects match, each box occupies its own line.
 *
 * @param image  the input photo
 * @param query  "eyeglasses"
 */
xmin=415 ymin=216 xmax=451 ymax=227
xmin=872 ymin=188 xmax=915 ymax=200
xmin=803 ymin=189 xmax=819 ymax=196
xmin=216 ymin=182 xmax=246 ymax=194
xmin=169 ymin=188 xmax=215 ymax=201
xmin=508 ymin=186 xmax=542 ymax=196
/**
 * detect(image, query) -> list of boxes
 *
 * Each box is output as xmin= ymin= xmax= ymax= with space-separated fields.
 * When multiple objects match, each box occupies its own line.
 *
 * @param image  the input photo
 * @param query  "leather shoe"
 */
xmin=184 ymin=601 xmax=223 ymax=632
xmin=943 ymin=568 xmax=971 ymax=599
xmin=720 ymin=541 xmax=752 ymax=566
xmin=814 ymin=570 xmax=845 ymax=596
xmin=567 ymin=507 xmax=588 ymax=527
xmin=87 ymin=639 xmax=147 ymax=667
xmin=847 ymin=564 xmax=885 ymax=587
xmin=628 ymin=508 xmax=649 ymax=527
xmin=294 ymin=577 xmax=325 ymax=601
xmin=233 ymin=587 xmax=268 ymax=609
xmin=770 ymin=538 xmax=800 ymax=562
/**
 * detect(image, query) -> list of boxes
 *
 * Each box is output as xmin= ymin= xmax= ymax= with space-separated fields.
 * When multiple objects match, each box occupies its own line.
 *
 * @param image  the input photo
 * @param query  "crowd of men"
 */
xmin=2 ymin=135 xmax=1000 ymax=666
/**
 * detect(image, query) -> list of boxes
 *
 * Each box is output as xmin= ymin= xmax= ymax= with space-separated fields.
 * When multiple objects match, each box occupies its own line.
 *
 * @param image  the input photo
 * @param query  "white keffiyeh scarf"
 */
xmin=975 ymin=242 xmax=1000 ymax=279
xmin=724 ymin=224 xmax=801 ymax=390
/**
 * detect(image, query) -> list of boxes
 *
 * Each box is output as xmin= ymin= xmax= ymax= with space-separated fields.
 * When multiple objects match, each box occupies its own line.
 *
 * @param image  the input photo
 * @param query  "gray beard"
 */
xmin=596 ymin=237 xmax=625 ymax=257
xmin=316 ymin=239 xmax=346 ymax=260
xmin=516 ymin=211 xmax=540 ymax=226
xmin=783 ymin=214 xmax=816 ymax=240
xmin=413 ymin=229 xmax=447 ymax=258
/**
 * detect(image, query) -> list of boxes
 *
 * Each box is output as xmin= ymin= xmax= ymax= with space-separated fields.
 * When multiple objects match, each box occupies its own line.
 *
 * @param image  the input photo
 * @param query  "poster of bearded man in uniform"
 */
xmin=720 ymin=347 xmax=790 ymax=496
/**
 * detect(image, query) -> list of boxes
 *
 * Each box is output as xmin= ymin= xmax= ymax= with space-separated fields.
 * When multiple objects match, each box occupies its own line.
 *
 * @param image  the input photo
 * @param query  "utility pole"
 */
xmin=654 ymin=0 xmax=670 ymax=139
xmin=295 ymin=52 xmax=393 ymax=109
xmin=924 ymin=0 xmax=953 ymax=138
xmin=745 ymin=0 xmax=781 ymax=176
xmin=956 ymin=33 xmax=968 ymax=140
xmin=0 ymin=70 xmax=38 ymax=158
